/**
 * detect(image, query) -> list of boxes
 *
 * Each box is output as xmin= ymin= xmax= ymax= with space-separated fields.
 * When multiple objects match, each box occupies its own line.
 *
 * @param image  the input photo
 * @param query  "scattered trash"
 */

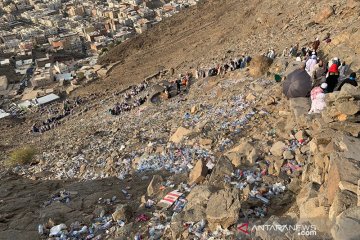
xmin=157 ymin=190 xmax=183 ymax=209
xmin=121 ymin=189 xmax=132 ymax=199
xmin=135 ymin=214 xmax=150 ymax=222
xmin=49 ymin=223 xmax=67 ymax=237
xmin=38 ymin=224 xmax=44 ymax=235
xmin=43 ymin=190 xmax=76 ymax=206
xmin=145 ymin=199 xmax=155 ymax=208
xmin=173 ymin=197 xmax=187 ymax=212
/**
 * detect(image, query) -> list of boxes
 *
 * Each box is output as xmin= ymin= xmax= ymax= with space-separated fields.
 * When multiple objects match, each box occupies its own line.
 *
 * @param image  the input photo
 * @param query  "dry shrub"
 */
xmin=6 ymin=146 xmax=37 ymax=167
xmin=249 ymin=55 xmax=273 ymax=77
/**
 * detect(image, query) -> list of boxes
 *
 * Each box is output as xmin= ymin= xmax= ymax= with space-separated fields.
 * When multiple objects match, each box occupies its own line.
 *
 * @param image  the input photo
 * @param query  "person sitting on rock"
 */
xmin=282 ymin=47 xmax=288 ymax=57
xmin=208 ymin=68 xmax=218 ymax=76
xmin=308 ymin=83 xmax=328 ymax=114
xmin=31 ymin=124 xmax=39 ymax=133
xmin=267 ymin=48 xmax=275 ymax=59
xmin=335 ymin=72 xmax=358 ymax=91
xmin=223 ymin=63 xmax=230 ymax=73
xmin=289 ymin=45 xmax=297 ymax=57
xmin=230 ymin=59 xmax=236 ymax=70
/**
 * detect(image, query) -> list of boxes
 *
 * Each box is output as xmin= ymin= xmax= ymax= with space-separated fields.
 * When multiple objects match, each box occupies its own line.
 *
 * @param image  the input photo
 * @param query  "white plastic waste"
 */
xmin=38 ymin=224 xmax=44 ymax=235
xmin=49 ymin=223 xmax=67 ymax=237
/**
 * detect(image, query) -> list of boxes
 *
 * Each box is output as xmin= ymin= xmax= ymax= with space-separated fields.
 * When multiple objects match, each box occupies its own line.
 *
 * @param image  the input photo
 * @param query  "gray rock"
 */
xmin=188 ymin=160 xmax=208 ymax=185
xmin=182 ymin=185 xmax=214 ymax=222
xmin=112 ymin=204 xmax=133 ymax=222
xmin=205 ymin=188 xmax=241 ymax=230
xmin=147 ymin=175 xmax=163 ymax=196
xmin=209 ymin=156 xmax=234 ymax=187
xmin=225 ymin=141 xmax=260 ymax=167
xmin=331 ymin=206 xmax=360 ymax=240
xmin=185 ymin=185 xmax=214 ymax=209
xmin=283 ymin=150 xmax=294 ymax=160
xmin=270 ymin=141 xmax=286 ymax=157
xmin=329 ymin=190 xmax=357 ymax=222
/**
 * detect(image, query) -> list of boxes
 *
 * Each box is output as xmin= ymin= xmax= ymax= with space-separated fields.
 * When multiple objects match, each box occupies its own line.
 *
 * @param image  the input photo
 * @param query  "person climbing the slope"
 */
xmin=305 ymin=55 xmax=317 ymax=76
xmin=312 ymin=37 xmax=320 ymax=52
xmin=308 ymin=83 xmax=328 ymax=114
xmin=175 ymin=77 xmax=182 ymax=94
xmin=312 ymin=60 xmax=327 ymax=86
xmin=182 ymin=74 xmax=189 ymax=92
xmin=326 ymin=58 xmax=340 ymax=92
xmin=335 ymin=72 xmax=358 ymax=91
xmin=338 ymin=61 xmax=349 ymax=80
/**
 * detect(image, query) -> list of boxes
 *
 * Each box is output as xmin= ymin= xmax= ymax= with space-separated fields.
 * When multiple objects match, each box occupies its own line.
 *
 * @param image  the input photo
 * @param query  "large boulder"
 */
xmin=255 ymin=216 xmax=297 ymax=240
xmin=331 ymin=207 xmax=360 ymax=240
xmin=186 ymin=185 xmax=214 ymax=209
xmin=299 ymin=197 xmax=328 ymax=231
xmin=329 ymin=190 xmax=357 ymax=222
xmin=147 ymin=175 xmax=163 ymax=196
xmin=112 ymin=204 xmax=133 ymax=222
xmin=183 ymin=185 xmax=214 ymax=222
xmin=296 ymin=182 xmax=319 ymax=206
xmin=205 ymin=189 xmax=241 ymax=230
xmin=336 ymin=84 xmax=360 ymax=100
xmin=169 ymin=127 xmax=193 ymax=143
xmin=188 ymin=160 xmax=208 ymax=185
xmin=225 ymin=141 xmax=260 ymax=167
xmin=268 ymin=58 xmax=289 ymax=74
xmin=208 ymin=156 xmax=234 ymax=187
xmin=248 ymin=55 xmax=273 ymax=77
xmin=314 ymin=6 xmax=334 ymax=23
xmin=289 ymin=97 xmax=311 ymax=126
xmin=329 ymin=122 xmax=360 ymax=137
xmin=270 ymin=141 xmax=287 ymax=157
xmin=325 ymin=135 xmax=360 ymax=203
xmin=335 ymin=101 xmax=360 ymax=116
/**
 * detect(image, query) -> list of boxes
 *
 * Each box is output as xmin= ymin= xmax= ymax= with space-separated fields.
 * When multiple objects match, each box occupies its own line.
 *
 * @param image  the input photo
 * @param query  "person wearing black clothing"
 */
xmin=175 ymin=79 xmax=181 ymax=93
xmin=335 ymin=72 xmax=358 ymax=91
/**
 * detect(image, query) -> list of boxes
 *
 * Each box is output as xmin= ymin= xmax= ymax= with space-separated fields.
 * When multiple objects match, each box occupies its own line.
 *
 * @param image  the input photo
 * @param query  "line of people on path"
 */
xmin=162 ymin=55 xmax=252 ymax=100
xmin=163 ymin=73 xmax=191 ymax=99
xmin=31 ymin=98 xmax=84 ymax=133
xmin=109 ymin=81 xmax=149 ymax=115
xmin=196 ymin=55 xmax=252 ymax=78
xmin=303 ymin=53 xmax=357 ymax=92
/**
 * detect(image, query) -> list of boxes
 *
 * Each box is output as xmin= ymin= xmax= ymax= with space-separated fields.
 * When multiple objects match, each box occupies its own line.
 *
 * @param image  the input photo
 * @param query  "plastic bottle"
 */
xmin=38 ymin=224 xmax=44 ymax=235
xmin=49 ymin=223 xmax=67 ymax=237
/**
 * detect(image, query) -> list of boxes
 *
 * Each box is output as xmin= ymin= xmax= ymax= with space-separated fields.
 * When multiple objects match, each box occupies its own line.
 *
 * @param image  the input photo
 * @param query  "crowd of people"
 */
xmin=109 ymin=81 xmax=149 ymax=115
xmin=31 ymin=97 xmax=84 ymax=133
xmin=30 ymin=34 xmax=357 ymax=129
xmin=196 ymin=55 xmax=252 ymax=78
xmin=162 ymin=56 xmax=253 ymax=99
xmin=280 ymin=37 xmax=358 ymax=114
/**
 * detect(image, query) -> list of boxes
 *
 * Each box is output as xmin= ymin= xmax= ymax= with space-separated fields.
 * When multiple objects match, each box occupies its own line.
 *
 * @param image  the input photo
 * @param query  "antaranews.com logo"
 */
xmin=238 ymin=222 xmax=317 ymax=236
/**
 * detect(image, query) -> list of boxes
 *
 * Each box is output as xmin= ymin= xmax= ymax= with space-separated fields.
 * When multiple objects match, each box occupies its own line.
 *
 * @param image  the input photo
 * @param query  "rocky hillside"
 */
xmin=0 ymin=0 xmax=360 ymax=239
xmin=99 ymin=0 xmax=360 ymax=85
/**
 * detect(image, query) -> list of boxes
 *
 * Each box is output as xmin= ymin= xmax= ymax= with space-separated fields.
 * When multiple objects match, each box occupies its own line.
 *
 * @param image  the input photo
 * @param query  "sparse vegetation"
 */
xmin=77 ymin=71 xmax=85 ymax=80
xmin=6 ymin=147 xmax=37 ymax=167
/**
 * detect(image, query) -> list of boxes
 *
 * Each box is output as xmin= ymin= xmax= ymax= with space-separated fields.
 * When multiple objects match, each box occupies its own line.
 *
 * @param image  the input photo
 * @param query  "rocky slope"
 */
xmin=0 ymin=0 xmax=360 ymax=239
